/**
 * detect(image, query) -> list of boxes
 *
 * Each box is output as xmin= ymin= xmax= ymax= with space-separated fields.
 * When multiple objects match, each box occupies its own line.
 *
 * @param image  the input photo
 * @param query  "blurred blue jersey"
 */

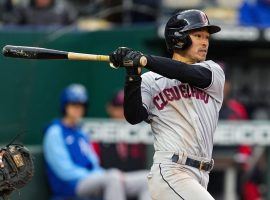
xmin=43 ymin=119 xmax=104 ymax=197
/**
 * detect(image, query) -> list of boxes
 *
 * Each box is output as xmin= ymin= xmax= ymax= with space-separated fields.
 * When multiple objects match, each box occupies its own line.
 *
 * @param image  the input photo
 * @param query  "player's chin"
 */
xmin=195 ymin=51 xmax=207 ymax=61
xmin=196 ymin=55 xmax=206 ymax=62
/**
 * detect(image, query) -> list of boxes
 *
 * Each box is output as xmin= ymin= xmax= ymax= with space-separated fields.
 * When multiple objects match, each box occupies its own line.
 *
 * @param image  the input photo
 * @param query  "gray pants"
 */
xmin=148 ymin=163 xmax=214 ymax=200
xmin=148 ymin=151 xmax=215 ymax=200
xmin=76 ymin=169 xmax=151 ymax=200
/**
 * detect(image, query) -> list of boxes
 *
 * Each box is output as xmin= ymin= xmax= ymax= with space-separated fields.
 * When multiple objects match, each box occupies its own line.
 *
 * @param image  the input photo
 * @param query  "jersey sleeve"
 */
xmin=141 ymin=73 xmax=153 ymax=113
xmin=199 ymin=60 xmax=225 ymax=103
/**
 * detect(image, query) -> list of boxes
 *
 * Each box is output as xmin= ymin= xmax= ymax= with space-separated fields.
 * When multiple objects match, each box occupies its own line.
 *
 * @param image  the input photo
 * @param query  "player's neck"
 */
xmin=172 ymin=52 xmax=195 ymax=64
xmin=62 ymin=116 xmax=78 ymax=127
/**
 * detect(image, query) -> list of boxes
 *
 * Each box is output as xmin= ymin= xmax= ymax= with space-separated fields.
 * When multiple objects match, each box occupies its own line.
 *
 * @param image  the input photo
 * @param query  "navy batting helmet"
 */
xmin=165 ymin=9 xmax=221 ymax=53
xmin=60 ymin=84 xmax=88 ymax=114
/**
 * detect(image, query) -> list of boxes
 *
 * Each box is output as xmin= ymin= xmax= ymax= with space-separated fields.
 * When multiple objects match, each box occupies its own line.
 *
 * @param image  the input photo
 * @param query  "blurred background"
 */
xmin=0 ymin=0 xmax=270 ymax=199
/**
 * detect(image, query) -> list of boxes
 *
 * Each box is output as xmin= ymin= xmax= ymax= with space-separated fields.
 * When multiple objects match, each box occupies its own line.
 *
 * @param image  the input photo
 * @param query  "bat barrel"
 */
xmin=2 ymin=45 xmax=68 ymax=59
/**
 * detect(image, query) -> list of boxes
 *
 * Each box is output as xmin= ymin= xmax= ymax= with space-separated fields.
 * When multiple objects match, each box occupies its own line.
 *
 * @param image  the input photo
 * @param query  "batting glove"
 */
xmin=123 ymin=51 xmax=144 ymax=68
xmin=109 ymin=47 xmax=133 ymax=68
xmin=123 ymin=51 xmax=145 ymax=81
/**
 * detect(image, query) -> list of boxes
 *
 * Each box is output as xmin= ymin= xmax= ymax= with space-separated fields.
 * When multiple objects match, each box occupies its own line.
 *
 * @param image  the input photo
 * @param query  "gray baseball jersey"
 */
xmin=141 ymin=60 xmax=225 ymax=160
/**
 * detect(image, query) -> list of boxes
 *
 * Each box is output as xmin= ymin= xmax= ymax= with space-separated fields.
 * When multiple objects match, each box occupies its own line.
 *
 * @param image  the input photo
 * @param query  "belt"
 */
xmin=171 ymin=154 xmax=214 ymax=172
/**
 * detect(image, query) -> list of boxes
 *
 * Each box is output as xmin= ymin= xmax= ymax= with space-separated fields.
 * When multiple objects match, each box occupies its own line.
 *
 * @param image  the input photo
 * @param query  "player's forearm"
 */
xmin=124 ymin=76 xmax=149 ymax=124
xmin=145 ymin=55 xmax=212 ymax=89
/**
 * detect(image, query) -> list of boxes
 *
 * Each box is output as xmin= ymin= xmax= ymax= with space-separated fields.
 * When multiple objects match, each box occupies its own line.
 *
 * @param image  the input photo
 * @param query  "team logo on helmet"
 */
xmin=200 ymin=12 xmax=209 ymax=25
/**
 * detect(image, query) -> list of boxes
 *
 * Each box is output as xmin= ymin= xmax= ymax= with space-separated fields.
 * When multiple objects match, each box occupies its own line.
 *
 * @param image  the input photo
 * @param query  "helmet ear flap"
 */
xmin=173 ymin=32 xmax=192 ymax=51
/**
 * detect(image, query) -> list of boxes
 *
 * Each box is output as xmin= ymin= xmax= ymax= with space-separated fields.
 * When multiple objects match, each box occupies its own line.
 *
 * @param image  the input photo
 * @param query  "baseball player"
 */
xmin=109 ymin=9 xmax=225 ymax=200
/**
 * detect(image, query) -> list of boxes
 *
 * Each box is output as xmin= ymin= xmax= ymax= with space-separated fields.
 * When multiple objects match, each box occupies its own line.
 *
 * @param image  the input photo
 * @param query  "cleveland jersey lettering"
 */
xmin=153 ymin=84 xmax=210 ymax=110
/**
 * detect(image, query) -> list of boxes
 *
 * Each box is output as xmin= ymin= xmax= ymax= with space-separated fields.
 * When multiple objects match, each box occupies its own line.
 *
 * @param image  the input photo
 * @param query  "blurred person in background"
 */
xmin=65 ymin=0 xmax=99 ymax=16
xmin=131 ymin=0 xmax=160 ymax=23
xmin=5 ymin=0 xmax=76 ymax=26
xmin=239 ymin=0 xmax=270 ymax=28
xmin=0 ymin=0 xmax=15 ymax=23
xmin=102 ymin=0 xmax=121 ymax=23
xmin=235 ymin=145 xmax=265 ymax=200
xmin=218 ymin=62 xmax=263 ymax=200
xmin=93 ymin=89 xmax=147 ymax=172
xmin=102 ymin=0 xmax=159 ymax=24
xmin=43 ymin=84 xmax=150 ymax=200
xmin=219 ymin=62 xmax=248 ymax=120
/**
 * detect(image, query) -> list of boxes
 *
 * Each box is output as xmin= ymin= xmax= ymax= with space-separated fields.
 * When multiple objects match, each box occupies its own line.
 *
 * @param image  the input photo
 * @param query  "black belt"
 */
xmin=171 ymin=154 xmax=214 ymax=171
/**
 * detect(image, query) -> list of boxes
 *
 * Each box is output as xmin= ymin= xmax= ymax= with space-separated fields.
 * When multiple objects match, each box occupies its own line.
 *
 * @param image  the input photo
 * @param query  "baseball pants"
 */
xmin=147 ymin=151 xmax=215 ymax=200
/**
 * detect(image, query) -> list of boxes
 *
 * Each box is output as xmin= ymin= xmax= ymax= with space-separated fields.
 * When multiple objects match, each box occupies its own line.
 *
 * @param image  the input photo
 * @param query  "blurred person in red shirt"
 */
xmin=219 ymin=62 xmax=248 ymax=120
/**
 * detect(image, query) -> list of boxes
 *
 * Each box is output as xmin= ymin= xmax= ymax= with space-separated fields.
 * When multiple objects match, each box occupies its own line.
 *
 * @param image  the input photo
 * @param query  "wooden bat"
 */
xmin=2 ymin=45 xmax=147 ymax=67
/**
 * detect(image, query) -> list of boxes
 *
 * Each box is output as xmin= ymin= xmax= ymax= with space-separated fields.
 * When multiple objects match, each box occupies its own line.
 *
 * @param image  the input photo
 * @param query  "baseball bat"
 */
xmin=2 ymin=45 xmax=148 ymax=67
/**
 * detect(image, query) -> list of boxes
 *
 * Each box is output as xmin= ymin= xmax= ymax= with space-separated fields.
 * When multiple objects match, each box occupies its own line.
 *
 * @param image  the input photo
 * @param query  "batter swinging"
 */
xmin=110 ymin=9 xmax=225 ymax=200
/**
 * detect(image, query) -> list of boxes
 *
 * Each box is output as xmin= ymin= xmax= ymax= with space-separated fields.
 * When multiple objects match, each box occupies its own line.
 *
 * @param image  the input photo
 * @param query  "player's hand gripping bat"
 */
xmin=2 ymin=45 xmax=147 ymax=68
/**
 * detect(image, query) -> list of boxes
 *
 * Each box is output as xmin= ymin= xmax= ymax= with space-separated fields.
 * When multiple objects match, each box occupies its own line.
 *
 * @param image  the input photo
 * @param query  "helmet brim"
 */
xmin=206 ymin=25 xmax=221 ymax=34
xmin=183 ymin=23 xmax=221 ymax=34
